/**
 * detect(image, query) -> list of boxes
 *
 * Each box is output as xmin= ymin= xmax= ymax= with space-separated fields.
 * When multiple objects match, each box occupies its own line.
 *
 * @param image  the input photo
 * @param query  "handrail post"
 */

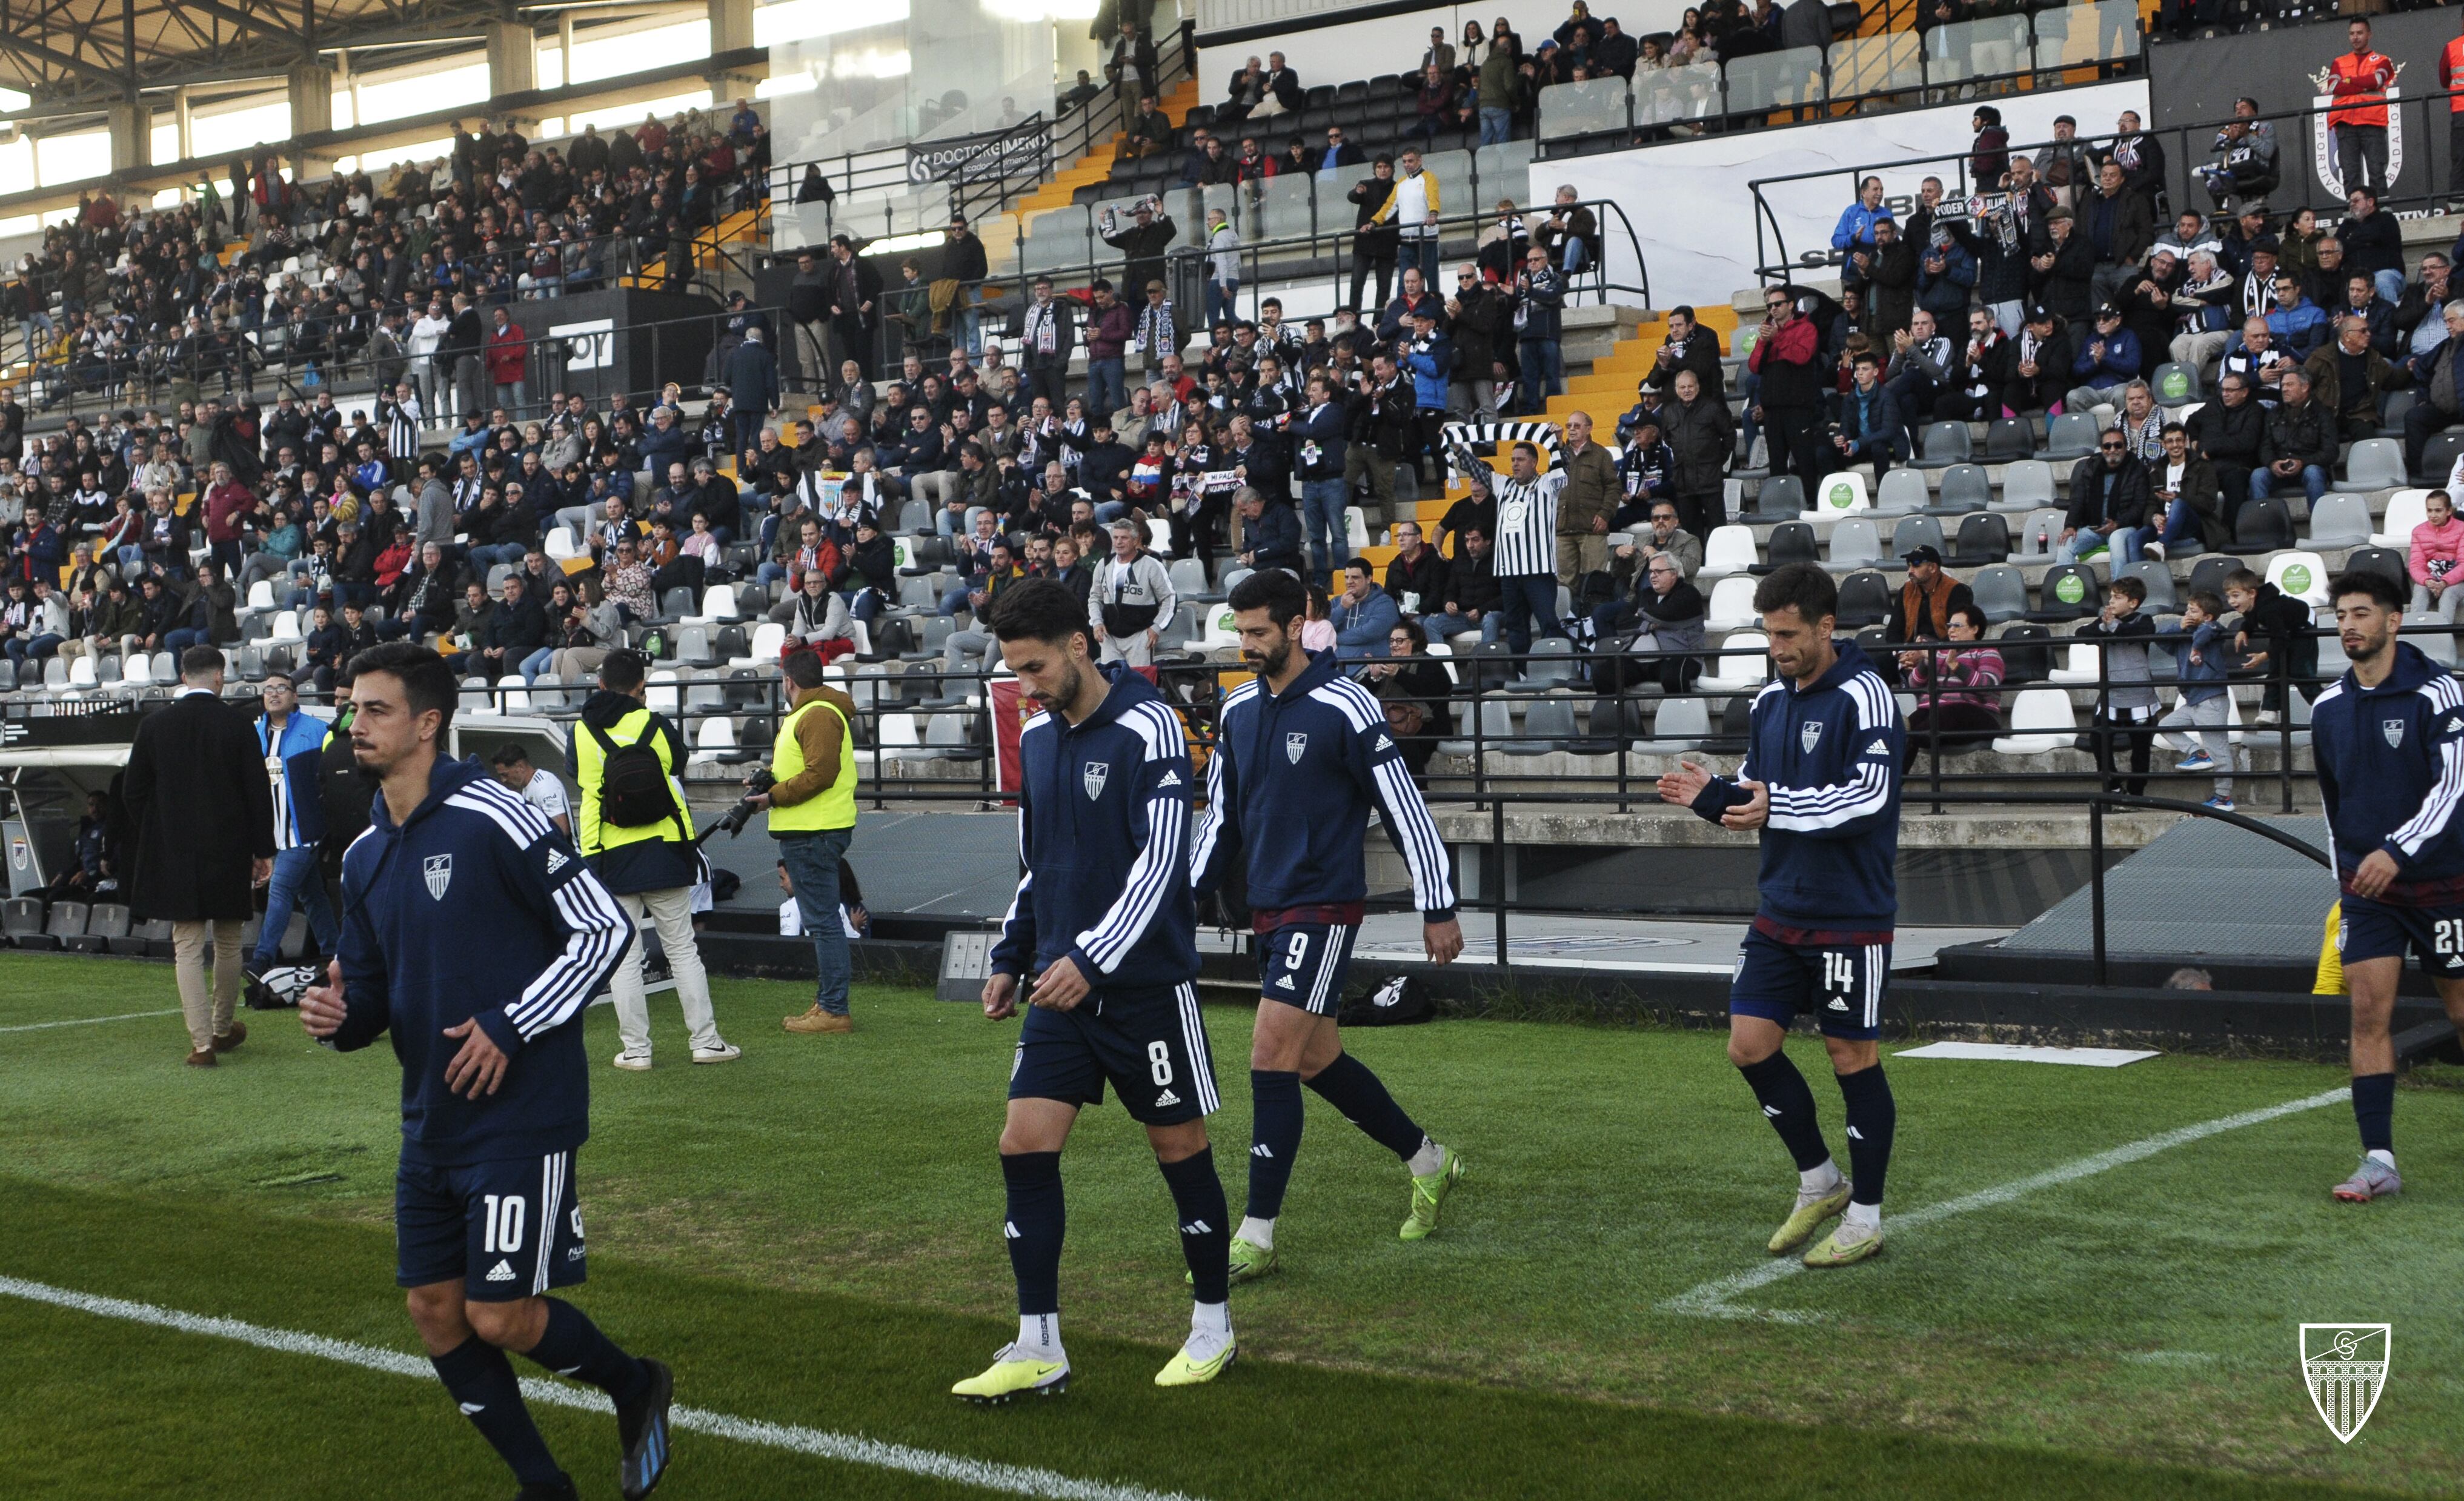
xmin=1491 ymin=790 xmax=1508 ymax=980
xmin=2089 ymin=794 xmax=2107 ymax=988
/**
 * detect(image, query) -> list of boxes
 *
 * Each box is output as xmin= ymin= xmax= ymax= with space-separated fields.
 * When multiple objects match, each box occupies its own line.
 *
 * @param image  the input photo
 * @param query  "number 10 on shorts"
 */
xmin=480 ymin=1194 xmax=526 ymax=1254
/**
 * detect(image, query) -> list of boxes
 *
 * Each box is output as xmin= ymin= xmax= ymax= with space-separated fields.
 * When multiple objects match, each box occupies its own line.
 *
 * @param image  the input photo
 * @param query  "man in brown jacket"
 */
xmin=748 ymin=650 xmax=862 ymax=1033
xmin=1552 ymin=410 xmax=1619 ymax=588
xmin=2303 ymin=315 xmax=2401 ymax=441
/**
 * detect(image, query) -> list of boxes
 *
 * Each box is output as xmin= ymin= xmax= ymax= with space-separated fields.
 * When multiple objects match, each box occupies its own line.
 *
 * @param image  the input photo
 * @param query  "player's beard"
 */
xmin=1242 ymin=633 xmax=1292 ymax=678
xmin=1029 ymin=657 xmax=1084 ymax=713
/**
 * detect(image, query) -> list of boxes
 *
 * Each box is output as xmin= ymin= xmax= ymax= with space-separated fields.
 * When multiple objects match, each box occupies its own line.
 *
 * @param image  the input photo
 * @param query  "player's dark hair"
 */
xmin=347 ymin=642 xmax=456 ymax=730
xmin=781 ymin=649 xmax=831 ymax=689
xmin=2110 ymin=575 xmax=2147 ymax=604
xmin=599 ymin=649 xmax=648 ymax=693
xmin=1228 ymin=567 xmax=1306 ymax=628
xmin=489 ymin=743 xmax=531 ymax=768
xmin=987 ymin=576 xmax=1091 ymax=650
xmin=1751 ymin=562 xmax=1837 ymax=624
xmin=2331 ymin=569 xmax=2405 ymax=611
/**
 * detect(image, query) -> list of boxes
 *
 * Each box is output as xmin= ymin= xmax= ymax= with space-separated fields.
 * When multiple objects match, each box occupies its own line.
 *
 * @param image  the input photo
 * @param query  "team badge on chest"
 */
xmin=1285 ymin=731 xmax=1309 ymax=764
xmin=1083 ymin=761 xmax=1110 ymax=799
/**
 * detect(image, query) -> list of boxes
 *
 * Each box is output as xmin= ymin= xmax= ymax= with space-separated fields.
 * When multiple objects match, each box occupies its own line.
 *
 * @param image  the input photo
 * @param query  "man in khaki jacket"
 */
xmin=1552 ymin=410 xmax=1619 ymax=588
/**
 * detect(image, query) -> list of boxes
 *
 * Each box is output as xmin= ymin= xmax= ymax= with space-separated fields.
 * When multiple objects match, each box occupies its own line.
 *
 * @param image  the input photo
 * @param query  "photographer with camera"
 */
xmin=577 ymin=650 xmax=739 ymax=1070
xmin=745 ymin=650 xmax=863 ymax=1034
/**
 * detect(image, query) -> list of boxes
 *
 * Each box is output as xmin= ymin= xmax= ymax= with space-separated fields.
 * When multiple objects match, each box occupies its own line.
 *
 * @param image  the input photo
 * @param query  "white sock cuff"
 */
xmin=1017 ymin=1312 xmax=1061 ymax=1354
xmin=1191 ymin=1299 xmax=1232 ymax=1336
xmin=1235 ymin=1214 xmax=1276 ymax=1249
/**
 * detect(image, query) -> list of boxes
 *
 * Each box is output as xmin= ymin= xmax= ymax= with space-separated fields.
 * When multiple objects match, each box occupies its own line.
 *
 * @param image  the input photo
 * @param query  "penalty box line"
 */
xmin=0 ymin=1275 xmax=1205 ymax=1501
xmin=1663 ymin=1085 xmax=2353 ymax=1323
xmin=0 ymin=1008 xmax=183 ymax=1033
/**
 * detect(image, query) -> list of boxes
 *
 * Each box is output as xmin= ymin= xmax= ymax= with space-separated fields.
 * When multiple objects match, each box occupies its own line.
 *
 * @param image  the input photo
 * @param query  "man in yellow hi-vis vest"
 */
xmin=747 ymin=650 xmax=862 ymax=1033
xmin=576 ymin=650 xmax=739 ymax=1069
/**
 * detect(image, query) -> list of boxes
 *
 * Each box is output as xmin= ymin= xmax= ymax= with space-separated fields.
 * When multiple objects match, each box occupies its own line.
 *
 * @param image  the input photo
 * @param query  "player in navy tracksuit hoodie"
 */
xmin=1190 ymin=569 xmax=1467 ymax=1279
xmin=1659 ymin=564 xmax=1905 ymax=1269
xmin=960 ymin=579 xmax=1235 ymax=1403
xmin=299 ymin=644 xmax=672 ymax=1501
xmin=2309 ymin=570 xmax=2464 ymax=1202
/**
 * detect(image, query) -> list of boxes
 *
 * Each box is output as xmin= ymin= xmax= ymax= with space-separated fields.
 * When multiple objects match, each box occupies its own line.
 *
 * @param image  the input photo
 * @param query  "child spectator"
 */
xmin=1300 ymin=581 xmax=1337 ymax=653
xmin=1898 ymin=603 xmax=2004 ymax=749
xmin=2407 ymin=487 xmax=2464 ymax=622
xmin=2224 ymin=565 xmax=2312 ymax=727
xmin=2157 ymin=588 xmax=2238 ymax=810
xmin=2084 ymin=574 xmax=2159 ymax=794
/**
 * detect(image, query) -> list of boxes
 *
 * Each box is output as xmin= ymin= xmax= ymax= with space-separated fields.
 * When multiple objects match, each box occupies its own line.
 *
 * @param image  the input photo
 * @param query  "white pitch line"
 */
xmin=0 ymin=1276 xmax=1206 ymax=1501
xmin=0 ymin=1008 xmax=181 ymax=1034
xmin=1664 ymin=1086 xmax=2353 ymax=1321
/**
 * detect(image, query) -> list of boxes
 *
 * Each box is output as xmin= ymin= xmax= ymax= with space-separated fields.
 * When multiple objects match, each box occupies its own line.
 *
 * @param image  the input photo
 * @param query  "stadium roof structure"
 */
xmin=0 ymin=0 xmax=523 ymax=111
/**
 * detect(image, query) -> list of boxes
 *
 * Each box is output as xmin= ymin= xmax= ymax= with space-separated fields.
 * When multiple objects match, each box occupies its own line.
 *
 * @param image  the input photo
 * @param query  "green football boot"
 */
xmin=1400 ymin=1147 xmax=1466 ymax=1241
xmin=1768 ymin=1179 xmax=1853 ymax=1254
xmin=951 ymin=1345 xmax=1069 ymax=1404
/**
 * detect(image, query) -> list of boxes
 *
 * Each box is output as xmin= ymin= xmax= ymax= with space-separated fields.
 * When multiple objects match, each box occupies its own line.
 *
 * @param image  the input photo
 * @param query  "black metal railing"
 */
xmin=1535 ymin=0 xmax=2144 ymax=160
xmin=1748 ymin=85 xmax=2464 ymax=290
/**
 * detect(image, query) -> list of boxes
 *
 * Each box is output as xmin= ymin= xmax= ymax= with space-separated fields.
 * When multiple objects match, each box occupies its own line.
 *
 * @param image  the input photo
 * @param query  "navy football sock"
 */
xmin=1246 ymin=1070 xmax=1304 ymax=1221
xmin=523 ymin=1297 xmax=652 ymax=1409
xmin=2352 ymin=1072 xmax=2396 ymax=1154
xmin=1835 ymin=1063 xmax=1896 ymax=1208
xmin=1304 ymin=1052 xmax=1427 ymax=1161
xmin=1736 ymin=1050 xmax=1832 ymax=1173
xmin=431 ymin=1335 xmax=565 ymax=1488
xmin=1158 ymin=1147 xmax=1231 ymax=1305
xmin=1001 ymin=1150 xmax=1065 ymax=1316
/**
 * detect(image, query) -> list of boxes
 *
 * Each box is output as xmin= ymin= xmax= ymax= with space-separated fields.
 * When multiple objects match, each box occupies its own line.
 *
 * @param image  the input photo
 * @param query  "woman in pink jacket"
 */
xmin=2409 ymin=488 xmax=2464 ymax=622
xmin=1897 ymin=602 xmax=2005 ymax=749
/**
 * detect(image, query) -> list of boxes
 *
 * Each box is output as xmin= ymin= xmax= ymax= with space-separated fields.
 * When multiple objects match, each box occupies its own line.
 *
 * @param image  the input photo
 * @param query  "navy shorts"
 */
xmin=1255 ymin=922 xmax=1358 ymax=1017
xmin=396 ymin=1148 xmax=587 ymax=1302
xmin=1728 ymin=928 xmax=1891 ymax=1041
xmin=2337 ymin=894 xmax=2464 ymax=977
xmin=1009 ymin=981 xmax=1220 ymax=1125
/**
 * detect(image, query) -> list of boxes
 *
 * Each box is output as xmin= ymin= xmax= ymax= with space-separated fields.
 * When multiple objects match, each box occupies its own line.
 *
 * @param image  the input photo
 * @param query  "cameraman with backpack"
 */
xmin=576 ymin=650 xmax=740 ymax=1070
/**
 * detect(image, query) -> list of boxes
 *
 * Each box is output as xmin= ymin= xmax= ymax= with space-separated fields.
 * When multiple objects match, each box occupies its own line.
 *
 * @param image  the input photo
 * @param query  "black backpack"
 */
xmin=586 ymin=719 xmax=681 ymax=832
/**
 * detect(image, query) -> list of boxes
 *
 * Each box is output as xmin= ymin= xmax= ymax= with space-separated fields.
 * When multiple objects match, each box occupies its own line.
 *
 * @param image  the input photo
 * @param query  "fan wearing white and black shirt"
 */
xmin=1489 ymin=439 xmax=1568 ymax=654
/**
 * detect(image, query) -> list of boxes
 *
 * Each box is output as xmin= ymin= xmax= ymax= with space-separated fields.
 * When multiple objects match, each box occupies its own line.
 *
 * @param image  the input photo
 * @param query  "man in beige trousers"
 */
xmin=123 ymin=645 xmax=275 ymax=1065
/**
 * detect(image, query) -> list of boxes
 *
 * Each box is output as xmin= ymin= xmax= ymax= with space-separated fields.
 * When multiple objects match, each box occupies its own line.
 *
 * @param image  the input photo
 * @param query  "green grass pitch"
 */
xmin=2 ymin=951 xmax=2460 ymax=1500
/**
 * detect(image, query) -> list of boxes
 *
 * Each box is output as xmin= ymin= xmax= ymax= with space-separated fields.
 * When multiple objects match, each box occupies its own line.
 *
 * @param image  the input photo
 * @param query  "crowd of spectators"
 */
xmin=3 ymin=100 xmax=774 ymax=412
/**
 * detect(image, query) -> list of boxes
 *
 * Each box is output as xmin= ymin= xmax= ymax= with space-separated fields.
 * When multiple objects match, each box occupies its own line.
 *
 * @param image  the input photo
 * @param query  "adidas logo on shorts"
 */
xmin=1827 ymin=998 xmax=1849 ymax=1012
xmin=1274 ymin=973 xmax=1296 ymax=989
xmin=544 ymin=848 xmax=568 ymax=873
xmin=485 ymin=1259 xmax=516 ymax=1283
xmin=1155 ymin=1088 xmax=1183 ymax=1107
